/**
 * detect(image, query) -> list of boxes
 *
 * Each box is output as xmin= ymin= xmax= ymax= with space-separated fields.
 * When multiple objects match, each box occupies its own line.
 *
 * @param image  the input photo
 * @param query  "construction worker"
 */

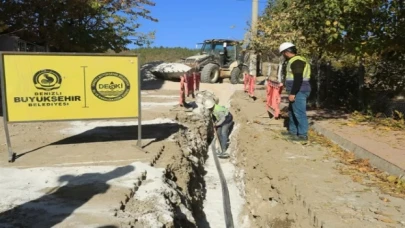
xmin=204 ymin=99 xmax=233 ymax=158
xmin=279 ymin=42 xmax=311 ymax=141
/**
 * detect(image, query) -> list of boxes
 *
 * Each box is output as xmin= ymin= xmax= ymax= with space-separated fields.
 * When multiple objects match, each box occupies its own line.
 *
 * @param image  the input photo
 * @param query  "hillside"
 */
xmin=127 ymin=47 xmax=199 ymax=65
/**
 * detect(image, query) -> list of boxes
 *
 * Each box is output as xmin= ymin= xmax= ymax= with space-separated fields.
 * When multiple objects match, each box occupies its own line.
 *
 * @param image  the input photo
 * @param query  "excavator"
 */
xmin=150 ymin=39 xmax=263 ymax=84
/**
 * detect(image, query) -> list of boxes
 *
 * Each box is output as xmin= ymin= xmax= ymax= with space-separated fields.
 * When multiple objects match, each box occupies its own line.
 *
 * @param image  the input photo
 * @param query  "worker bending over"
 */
xmin=279 ymin=42 xmax=311 ymax=141
xmin=204 ymin=99 xmax=233 ymax=158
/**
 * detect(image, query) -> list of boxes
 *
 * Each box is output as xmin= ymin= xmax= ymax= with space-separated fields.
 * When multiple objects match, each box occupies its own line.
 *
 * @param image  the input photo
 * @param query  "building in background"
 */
xmin=0 ymin=35 xmax=47 ymax=52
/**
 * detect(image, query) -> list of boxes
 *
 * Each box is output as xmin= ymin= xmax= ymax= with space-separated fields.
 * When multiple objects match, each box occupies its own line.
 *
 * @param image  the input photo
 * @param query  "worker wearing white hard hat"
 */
xmin=279 ymin=42 xmax=296 ymax=54
xmin=204 ymin=99 xmax=233 ymax=158
xmin=279 ymin=42 xmax=312 ymax=142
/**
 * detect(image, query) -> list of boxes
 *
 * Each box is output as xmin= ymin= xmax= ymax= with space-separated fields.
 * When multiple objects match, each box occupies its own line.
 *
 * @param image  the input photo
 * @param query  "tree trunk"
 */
xmin=358 ymin=58 xmax=365 ymax=111
xmin=316 ymin=59 xmax=322 ymax=108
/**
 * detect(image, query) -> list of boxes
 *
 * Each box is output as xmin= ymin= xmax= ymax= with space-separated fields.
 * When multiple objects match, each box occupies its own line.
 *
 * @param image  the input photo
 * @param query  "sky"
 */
xmin=131 ymin=0 xmax=268 ymax=49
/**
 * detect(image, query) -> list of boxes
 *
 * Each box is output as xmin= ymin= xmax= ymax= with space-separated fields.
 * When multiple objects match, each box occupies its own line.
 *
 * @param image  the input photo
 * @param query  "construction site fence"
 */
xmin=266 ymin=79 xmax=283 ymax=119
xmin=179 ymin=72 xmax=200 ymax=106
xmin=243 ymin=73 xmax=256 ymax=98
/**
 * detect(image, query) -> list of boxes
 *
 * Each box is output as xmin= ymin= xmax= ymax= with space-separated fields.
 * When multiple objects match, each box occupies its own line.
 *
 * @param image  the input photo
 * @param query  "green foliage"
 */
xmin=256 ymin=0 xmax=405 ymax=110
xmin=126 ymin=47 xmax=199 ymax=65
xmin=0 ymin=21 xmax=6 ymax=33
xmin=0 ymin=0 xmax=157 ymax=52
xmin=256 ymin=0 xmax=405 ymax=59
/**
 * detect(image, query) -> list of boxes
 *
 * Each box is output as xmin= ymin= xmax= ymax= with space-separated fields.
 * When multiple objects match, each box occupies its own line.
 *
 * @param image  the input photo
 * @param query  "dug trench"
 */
xmin=113 ymin=105 xmax=216 ymax=227
xmin=97 ymin=86 xmax=405 ymax=228
xmin=115 ymin=89 xmax=327 ymax=228
xmin=110 ymin=88 xmax=313 ymax=228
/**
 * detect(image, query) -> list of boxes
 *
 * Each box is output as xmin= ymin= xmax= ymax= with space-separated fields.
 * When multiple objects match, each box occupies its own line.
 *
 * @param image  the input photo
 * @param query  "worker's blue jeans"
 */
xmin=288 ymin=91 xmax=310 ymax=137
xmin=217 ymin=114 xmax=233 ymax=153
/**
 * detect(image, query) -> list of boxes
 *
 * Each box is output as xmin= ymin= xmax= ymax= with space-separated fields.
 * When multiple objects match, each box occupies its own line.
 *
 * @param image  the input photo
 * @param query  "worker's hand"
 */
xmin=288 ymin=94 xmax=296 ymax=102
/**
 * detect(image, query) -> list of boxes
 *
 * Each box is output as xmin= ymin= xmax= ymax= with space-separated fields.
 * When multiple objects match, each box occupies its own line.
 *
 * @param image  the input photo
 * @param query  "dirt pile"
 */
xmin=230 ymin=90 xmax=405 ymax=228
xmin=141 ymin=61 xmax=163 ymax=81
xmin=114 ymin=98 xmax=213 ymax=227
xmin=192 ymin=90 xmax=219 ymax=117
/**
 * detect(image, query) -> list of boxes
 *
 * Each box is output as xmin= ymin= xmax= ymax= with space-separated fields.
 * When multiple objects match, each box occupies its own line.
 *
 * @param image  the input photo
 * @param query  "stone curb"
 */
xmin=311 ymin=123 xmax=405 ymax=180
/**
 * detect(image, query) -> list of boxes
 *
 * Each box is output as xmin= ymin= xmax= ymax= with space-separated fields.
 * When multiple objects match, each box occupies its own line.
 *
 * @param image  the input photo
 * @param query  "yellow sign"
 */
xmin=0 ymin=53 xmax=139 ymax=122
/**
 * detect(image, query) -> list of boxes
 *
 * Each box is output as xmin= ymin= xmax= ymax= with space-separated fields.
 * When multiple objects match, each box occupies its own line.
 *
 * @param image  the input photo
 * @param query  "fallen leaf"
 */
xmin=375 ymin=216 xmax=396 ymax=224
xmin=379 ymin=197 xmax=391 ymax=202
xmin=387 ymin=176 xmax=397 ymax=183
xmin=352 ymin=176 xmax=363 ymax=183
xmin=379 ymin=126 xmax=392 ymax=131
xmin=346 ymin=122 xmax=356 ymax=127
xmin=358 ymin=167 xmax=369 ymax=173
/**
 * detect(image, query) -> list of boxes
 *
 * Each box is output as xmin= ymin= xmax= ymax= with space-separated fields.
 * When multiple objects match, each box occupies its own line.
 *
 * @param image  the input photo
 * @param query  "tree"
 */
xmin=255 ymin=0 xmax=405 ymax=110
xmin=0 ymin=21 xmax=6 ymax=33
xmin=0 ymin=0 xmax=157 ymax=52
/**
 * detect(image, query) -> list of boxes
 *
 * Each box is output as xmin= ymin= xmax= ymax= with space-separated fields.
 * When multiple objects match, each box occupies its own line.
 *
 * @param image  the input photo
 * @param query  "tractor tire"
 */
xmin=201 ymin=63 xmax=220 ymax=83
xmin=230 ymin=65 xmax=249 ymax=84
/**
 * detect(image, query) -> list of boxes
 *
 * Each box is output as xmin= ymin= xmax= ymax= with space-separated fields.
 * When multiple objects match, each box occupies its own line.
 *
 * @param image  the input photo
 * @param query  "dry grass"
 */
xmin=347 ymin=111 xmax=405 ymax=131
xmin=308 ymin=129 xmax=405 ymax=198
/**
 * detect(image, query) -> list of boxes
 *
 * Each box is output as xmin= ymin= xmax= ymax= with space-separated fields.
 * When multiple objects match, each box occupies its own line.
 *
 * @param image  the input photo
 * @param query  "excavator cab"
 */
xmin=151 ymin=38 xmax=253 ymax=84
xmin=200 ymin=40 xmax=237 ymax=67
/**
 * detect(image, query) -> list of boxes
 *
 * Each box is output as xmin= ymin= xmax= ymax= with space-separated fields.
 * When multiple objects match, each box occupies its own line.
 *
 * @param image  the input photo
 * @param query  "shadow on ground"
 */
xmin=0 ymin=165 xmax=134 ymax=227
xmin=280 ymin=99 xmax=350 ymax=121
xmin=15 ymin=123 xmax=184 ymax=161
xmin=307 ymin=108 xmax=349 ymax=121
xmin=141 ymin=78 xmax=166 ymax=90
xmin=278 ymin=102 xmax=349 ymax=129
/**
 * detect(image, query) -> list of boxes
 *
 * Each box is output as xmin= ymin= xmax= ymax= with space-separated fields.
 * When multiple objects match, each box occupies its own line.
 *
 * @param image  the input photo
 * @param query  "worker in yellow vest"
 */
xmin=204 ymin=99 xmax=233 ymax=158
xmin=279 ymin=42 xmax=311 ymax=141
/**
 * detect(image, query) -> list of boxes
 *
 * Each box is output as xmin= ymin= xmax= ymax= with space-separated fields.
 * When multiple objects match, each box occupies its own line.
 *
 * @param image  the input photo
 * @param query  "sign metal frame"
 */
xmin=0 ymin=52 xmax=142 ymax=162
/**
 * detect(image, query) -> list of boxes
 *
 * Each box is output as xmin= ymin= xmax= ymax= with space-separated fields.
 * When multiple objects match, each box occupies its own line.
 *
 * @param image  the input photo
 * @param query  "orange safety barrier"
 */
xmin=193 ymin=72 xmax=200 ymax=91
xmin=185 ymin=73 xmax=195 ymax=98
xmin=179 ymin=75 xmax=186 ymax=106
xmin=243 ymin=73 xmax=256 ymax=98
xmin=179 ymin=72 xmax=201 ymax=106
xmin=243 ymin=73 xmax=250 ymax=92
xmin=266 ymin=79 xmax=283 ymax=119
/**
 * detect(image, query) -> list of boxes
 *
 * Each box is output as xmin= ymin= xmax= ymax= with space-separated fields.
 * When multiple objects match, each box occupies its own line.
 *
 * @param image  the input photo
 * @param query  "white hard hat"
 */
xmin=279 ymin=42 xmax=295 ymax=53
xmin=204 ymin=99 xmax=215 ymax=109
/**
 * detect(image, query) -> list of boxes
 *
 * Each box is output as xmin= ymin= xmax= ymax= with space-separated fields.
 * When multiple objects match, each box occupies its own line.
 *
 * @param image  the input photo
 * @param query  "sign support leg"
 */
xmin=137 ymin=57 xmax=142 ymax=148
xmin=3 ymin=119 xmax=15 ymax=162
xmin=1 ymin=57 xmax=15 ymax=163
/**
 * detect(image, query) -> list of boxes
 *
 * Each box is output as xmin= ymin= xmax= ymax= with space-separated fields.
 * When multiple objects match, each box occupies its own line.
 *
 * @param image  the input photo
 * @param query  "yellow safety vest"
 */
xmin=286 ymin=55 xmax=311 ymax=80
xmin=213 ymin=104 xmax=228 ymax=120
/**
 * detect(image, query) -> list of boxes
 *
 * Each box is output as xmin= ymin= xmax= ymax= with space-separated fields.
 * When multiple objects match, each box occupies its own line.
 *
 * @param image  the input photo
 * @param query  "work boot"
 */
xmin=296 ymin=135 xmax=308 ymax=141
xmin=281 ymin=131 xmax=296 ymax=137
xmin=288 ymin=135 xmax=309 ymax=144
xmin=284 ymin=134 xmax=306 ymax=140
xmin=217 ymin=152 xmax=230 ymax=159
xmin=216 ymin=147 xmax=230 ymax=159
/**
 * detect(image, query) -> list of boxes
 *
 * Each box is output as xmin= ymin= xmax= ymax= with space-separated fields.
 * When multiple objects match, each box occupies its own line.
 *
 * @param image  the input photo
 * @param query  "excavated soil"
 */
xmin=0 ymin=82 xmax=215 ymax=228
xmin=0 ymin=77 xmax=228 ymax=228
xmin=115 ymin=110 xmax=214 ymax=227
xmin=230 ymin=89 xmax=405 ymax=228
